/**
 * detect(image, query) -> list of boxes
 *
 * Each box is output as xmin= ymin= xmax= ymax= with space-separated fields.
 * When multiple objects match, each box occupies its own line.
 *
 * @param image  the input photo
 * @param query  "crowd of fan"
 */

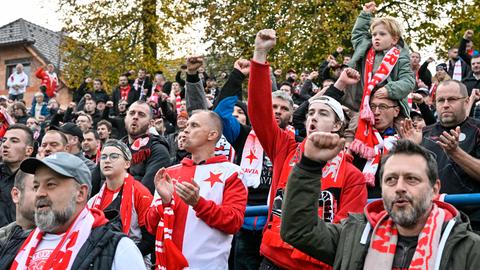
xmin=0 ymin=1 xmax=480 ymax=269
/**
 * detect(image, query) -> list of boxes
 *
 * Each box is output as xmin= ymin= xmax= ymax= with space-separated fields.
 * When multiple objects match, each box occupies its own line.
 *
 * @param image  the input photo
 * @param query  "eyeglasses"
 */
xmin=436 ymin=96 xmax=467 ymax=105
xmin=370 ymin=104 xmax=398 ymax=112
xmin=100 ymin=153 xmax=122 ymax=161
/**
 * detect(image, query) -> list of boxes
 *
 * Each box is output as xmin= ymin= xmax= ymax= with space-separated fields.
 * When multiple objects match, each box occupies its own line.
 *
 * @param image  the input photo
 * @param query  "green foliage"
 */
xmin=58 ymin=0 xmax=480 ymax=89
xmin=59 ymin=0 xmax=190 ymax=91
xmin=193 ymin=0 xmax=480 ymax=74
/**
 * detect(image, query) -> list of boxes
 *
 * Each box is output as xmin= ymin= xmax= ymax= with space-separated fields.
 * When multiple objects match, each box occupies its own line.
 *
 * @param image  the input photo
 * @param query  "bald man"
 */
xmin=146 ymin=110 xmax=247 ymax=270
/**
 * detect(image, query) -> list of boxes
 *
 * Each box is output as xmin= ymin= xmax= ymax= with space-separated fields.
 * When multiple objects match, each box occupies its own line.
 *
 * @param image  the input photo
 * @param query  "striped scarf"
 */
xmin=350 ymin=46 xmax=401 ymax=159
xmin=154 ymin=198 xmax=189 ymax=270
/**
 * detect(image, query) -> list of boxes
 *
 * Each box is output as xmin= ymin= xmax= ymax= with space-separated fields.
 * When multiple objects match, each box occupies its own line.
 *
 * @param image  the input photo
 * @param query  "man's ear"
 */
xmin=433 ymin=179 xmax=441 ymax=197
xmin=332 ymin=121 xmax=342 ymax=133
xmin=11 ymin=187 xmax=20 ymax=204
xmin=393 ymin=105 xmax=400 ymax=118
xmin=76 ymin=184 xmax=89 ymax=204
xmin=25 ymin=145 xmax=34 ymax=158
xmin=208 ymin=130 xmax=220 ymax=142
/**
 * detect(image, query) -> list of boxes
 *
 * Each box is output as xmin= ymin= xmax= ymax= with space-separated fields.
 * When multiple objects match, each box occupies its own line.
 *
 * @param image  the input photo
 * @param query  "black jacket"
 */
xmin=111 ymin=84 xmax=140 ymax=115
xmin=0 ymin=164 xmax=16 ymax=228
xmin=463 ymin=72 xmax=480 ymax=95
xmin=71 ymin=216 xmax=127 ymax=270
xmin=123 ymin=134 xmax=170 ymax=193
xmin=0 ymin=223 xmax=32 ymax=270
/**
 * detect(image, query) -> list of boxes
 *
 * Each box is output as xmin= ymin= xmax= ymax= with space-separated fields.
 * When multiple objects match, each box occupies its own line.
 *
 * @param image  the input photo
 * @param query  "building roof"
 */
xmin=0 ymin=18 xmax=63 ymax=67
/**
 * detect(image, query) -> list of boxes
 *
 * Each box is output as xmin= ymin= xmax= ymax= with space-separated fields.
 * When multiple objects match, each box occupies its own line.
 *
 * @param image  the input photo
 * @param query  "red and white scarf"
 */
xmin=363 ymin=204 xmax=446 ymax=270
xmin=452 ymin=60 xmax=462 ymax=81
xmin=11 ymin=207 xmax=99 ymax=270
xmin=350 ymin=46 xmax=401 ymax=159
xmin=91 ymin=173 xmax=134 ymax=235
xmin=362 ymin=130 xmax=398 ymax=186
xmin=240 ymin=130 xmax=264 ymax=188
xmin=154 ymin=198 xmax=189 ymax=270
xmin=215 ymin=135 xmax=236 ymax=163
xmin=120 ymin=85 xmax=131 ymax=100
xmin=175 ymin=94 xmax=181 ymax=114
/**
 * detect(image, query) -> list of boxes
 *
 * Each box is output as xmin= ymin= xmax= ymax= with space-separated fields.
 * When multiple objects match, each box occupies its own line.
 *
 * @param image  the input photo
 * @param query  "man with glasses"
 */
xmin=351 ymin=88 xmax=403 ymax=198
xmin=402 ymin=80 xmax=480 ymax=232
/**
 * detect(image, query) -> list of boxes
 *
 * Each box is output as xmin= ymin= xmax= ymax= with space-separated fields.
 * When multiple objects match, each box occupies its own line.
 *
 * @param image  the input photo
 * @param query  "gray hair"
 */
xmin=272 ymin=90 xmax=294 ymax=110
xmin=102 ymin=139 xmax=132 ymax=161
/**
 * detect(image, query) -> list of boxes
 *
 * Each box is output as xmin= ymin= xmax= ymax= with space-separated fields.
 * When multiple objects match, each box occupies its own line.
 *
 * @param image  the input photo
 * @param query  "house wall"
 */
xmin=0 ymin=44 xmax=70 ymax=106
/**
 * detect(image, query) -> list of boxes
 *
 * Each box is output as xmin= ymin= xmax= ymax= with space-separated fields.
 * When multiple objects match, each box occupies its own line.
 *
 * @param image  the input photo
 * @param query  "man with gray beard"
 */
xmin=281 ymin=137 xmax=480 ymax=269
xmin=10 ymin=152 xmax=146 ymax=269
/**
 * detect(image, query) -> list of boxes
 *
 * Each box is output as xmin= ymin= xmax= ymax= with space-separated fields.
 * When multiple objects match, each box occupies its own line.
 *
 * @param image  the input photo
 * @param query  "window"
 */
xmin=5 ymin=58 xmax=31 ymax=89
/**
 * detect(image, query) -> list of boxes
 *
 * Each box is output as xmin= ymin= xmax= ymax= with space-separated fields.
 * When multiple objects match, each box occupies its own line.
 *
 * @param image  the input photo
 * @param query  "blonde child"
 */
xmin=345 ymin=1 xmax=415 ymax=159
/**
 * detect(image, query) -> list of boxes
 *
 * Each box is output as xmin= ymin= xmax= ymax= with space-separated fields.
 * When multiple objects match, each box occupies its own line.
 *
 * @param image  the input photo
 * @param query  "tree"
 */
xmin=58 ymin=0 xmax=190 ymax=90
xmin=193 ymin=0 xmax=479 ymax=74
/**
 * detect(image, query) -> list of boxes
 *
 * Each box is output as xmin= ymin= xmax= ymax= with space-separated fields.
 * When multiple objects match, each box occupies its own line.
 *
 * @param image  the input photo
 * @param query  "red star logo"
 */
xmin=245 ymin=150 xmax=258 ymax=165
xmin=203 ymin=172 xmax=223 ymax=187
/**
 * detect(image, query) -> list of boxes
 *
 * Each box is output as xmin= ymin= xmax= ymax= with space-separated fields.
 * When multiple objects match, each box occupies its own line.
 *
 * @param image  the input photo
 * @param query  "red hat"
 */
xmin=177 ymin=110 xmax=189 ymax=120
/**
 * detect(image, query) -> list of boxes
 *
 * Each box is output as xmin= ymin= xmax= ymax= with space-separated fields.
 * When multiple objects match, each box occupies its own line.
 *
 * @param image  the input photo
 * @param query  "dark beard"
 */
xmin=127 ymin=124 xmax=149 ymax=138
xmin=384 ymin=193 xmax=432 ymax=228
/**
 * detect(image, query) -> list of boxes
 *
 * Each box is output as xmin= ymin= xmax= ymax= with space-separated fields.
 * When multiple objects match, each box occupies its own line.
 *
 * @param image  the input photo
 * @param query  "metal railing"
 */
xmin=244 ymin=193 xmax=480 ymax=217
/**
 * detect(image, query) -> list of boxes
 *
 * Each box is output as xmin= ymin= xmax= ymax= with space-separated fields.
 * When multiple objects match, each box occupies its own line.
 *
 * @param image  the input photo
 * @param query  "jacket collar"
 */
xmin=181 ymin=155 xmax=228 ymax=167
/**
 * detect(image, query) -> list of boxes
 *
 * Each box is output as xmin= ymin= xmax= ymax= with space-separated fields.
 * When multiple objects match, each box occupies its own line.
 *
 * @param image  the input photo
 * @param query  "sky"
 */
xmin=0 ymin=0 xmax=63 ymax=31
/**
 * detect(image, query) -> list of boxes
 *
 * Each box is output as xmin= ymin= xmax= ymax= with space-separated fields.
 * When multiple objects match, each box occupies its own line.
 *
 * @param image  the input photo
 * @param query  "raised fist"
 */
xmin=336 ymin=47 xmax=344 ymax=54
xmin=254 ymin=29 xmax=276 ymax=52
xmin=106 ymin=101 xmax=114 ymax=108
xmin=464 ymin=30 xmax=474 ymax=40
xmin=427 ymin=57 xmax=435 ymax=63
xmin=186 ymin=56 xmax=204 ymax=75
xmin=328 ymin=59 xmax=338 ymax=68
xmin=363 ymin=1 xmax=377 ymax=13
xmin=234 ymin=59 xmax=251 ymax=76
xmin=85 ymin=77 xmax=92 ymax=83
xmin=339 ymin=68 xmax=360 ymax=85
xmin=68 ymin=102 xmax=76 ymax=109
xmin=411 ymin=93 xmax=424 ymax=104
xmin=304 ymin=132 xmax=345 ymax=162
xmin=333 ymin=68 xmax=360 ymax=91
xmin=274 ymin=69 xmax=282 ymax=76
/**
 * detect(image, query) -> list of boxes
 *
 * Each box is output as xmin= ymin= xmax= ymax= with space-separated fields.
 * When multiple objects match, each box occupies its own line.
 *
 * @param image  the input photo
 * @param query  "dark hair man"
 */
xmin=123 ymin=100 xmax=170 ymax=193
xmin=0 ymin=124 xmax=34 ymax=227
xmin=401 ymin=80 xmax=480 ymax=232
xmin=0 ymin=171 xmax=35 ymax=268
xmin=281 ymin=138 xmax=480 ymax=269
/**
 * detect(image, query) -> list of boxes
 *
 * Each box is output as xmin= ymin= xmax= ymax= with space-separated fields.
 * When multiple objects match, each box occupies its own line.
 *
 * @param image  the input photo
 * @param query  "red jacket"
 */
xmin=248 ymin=60 xmax=367 ymax=270
xmin=35 ymin=68 xmax=58 ymax=98
xmin=145 ymin=155 xmax=247 ymax=269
